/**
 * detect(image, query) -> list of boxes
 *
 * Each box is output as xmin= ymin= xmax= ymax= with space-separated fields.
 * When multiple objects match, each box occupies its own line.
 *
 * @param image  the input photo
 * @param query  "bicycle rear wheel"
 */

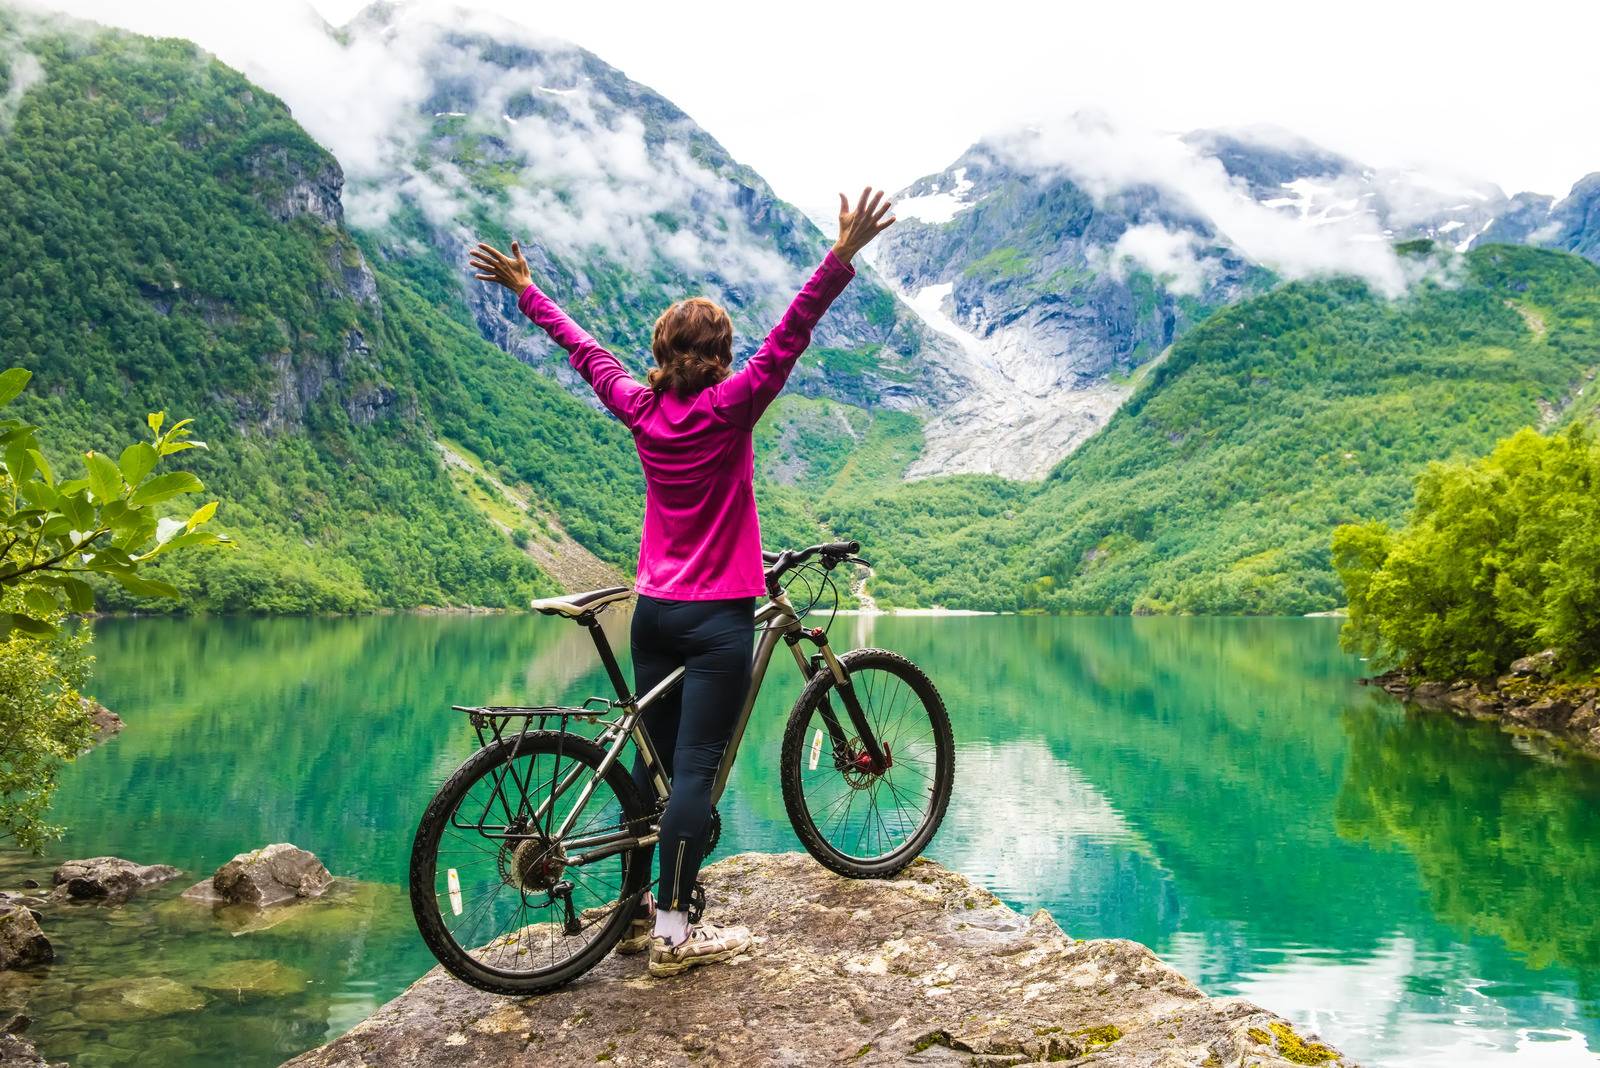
xmin=409 ymin=731 xmax=650 ymax=995
xmin=780 ymin=648 xmax=954 ymax=878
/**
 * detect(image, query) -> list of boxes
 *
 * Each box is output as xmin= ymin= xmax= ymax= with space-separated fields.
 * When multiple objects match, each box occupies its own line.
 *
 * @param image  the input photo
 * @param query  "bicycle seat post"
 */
xmin=580 ymin=612 xmax=633 ymax=705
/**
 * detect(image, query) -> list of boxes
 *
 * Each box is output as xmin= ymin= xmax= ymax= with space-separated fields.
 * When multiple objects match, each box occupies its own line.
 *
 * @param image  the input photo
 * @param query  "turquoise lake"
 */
xmin=3 ymin=613 xmax=1597 ymax=1066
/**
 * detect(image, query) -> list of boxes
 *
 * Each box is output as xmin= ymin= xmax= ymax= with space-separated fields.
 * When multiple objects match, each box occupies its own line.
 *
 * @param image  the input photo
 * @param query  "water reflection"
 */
xmin=7 ymin=613 xmax=1596 ymax=1067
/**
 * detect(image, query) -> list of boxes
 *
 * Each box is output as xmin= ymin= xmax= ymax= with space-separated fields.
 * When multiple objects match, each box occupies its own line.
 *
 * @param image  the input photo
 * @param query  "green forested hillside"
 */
xmin=830 ymin=245 xmax=1600 ymax=614
xmin=0 ymin=19 xmax=634 ymax=610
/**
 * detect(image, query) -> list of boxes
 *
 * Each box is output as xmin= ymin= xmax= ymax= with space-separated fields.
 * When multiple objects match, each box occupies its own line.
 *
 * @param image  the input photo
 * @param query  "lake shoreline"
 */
xmin=1366 ymin=666 xmax=1600 ymax=758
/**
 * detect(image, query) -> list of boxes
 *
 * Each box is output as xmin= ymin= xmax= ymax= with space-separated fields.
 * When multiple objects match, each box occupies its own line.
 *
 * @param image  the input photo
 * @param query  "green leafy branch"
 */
xmin=0 ymin=367 xmax=231 ymax=637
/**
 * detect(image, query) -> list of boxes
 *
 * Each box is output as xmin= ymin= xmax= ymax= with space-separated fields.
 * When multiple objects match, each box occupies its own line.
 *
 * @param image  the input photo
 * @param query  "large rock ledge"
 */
xmin=285 ymin=853 xmax=1348 ymax=1067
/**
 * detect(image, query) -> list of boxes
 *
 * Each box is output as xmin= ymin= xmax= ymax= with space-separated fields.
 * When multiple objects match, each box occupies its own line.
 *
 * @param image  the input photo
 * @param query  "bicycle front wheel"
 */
xmin=409 ymin=731 xmax=651 ymax=995
xmin=780 ymin=648 xmax=954 ymax=878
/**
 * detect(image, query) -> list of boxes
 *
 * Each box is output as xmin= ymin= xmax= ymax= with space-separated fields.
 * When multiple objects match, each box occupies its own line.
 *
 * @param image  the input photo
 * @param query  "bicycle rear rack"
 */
xmin=450 ymin=700 xmax=619 ymax=750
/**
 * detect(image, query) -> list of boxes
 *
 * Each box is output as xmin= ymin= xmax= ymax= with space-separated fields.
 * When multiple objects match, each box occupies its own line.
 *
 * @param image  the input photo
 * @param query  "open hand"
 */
xmin=832 ymin=187 xmax=896 ymax=264
xmin=469 ymin=240 xmax=533 ymax=293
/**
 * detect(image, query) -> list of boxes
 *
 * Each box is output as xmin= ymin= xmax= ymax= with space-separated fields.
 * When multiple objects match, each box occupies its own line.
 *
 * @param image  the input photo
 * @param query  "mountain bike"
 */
xmin=408 ymin=540 xmax=955 ymax=995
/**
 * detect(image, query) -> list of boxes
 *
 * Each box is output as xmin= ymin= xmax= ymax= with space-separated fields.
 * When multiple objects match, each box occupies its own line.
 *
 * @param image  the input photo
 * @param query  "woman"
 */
xmin=469 ymin=187 xmax=895 ymax=977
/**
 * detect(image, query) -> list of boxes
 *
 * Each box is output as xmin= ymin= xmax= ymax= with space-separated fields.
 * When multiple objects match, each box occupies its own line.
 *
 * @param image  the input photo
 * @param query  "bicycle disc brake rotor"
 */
xmin=838 ymin=739 xmax=879 ymax=789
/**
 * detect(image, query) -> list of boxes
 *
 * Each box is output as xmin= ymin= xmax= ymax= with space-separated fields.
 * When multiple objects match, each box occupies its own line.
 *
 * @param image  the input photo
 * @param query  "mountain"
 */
xmin=5 ymin=4 xmax=1599 ymax=621
xmin=824 ymin=244 xmax=1600 ymax=614
xmin=1492 ymin=173 xmax=1600 ymax=263
xmin=322 ymin=4 xmax=958 ymax=425
xmin=871 ymin=138 xmax=1265 ymax=478
xmin=0 ymin=9 xmax=657 ymax=610
xmin=0 ymin=5 xmax=897 ymax=611
xmin=875 ymin=122 xmax=1600 ymax=482
xmin=1186 ymin=127 xmax=1512 ymax=248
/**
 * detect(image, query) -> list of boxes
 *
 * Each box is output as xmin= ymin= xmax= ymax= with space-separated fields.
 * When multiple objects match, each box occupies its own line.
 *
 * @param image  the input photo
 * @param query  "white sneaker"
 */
xmin=647 ymin=922 xmax=752 ymax=977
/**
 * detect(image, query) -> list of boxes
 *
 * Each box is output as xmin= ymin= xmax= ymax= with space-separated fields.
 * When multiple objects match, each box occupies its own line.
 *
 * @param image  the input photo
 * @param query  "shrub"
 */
xmin=1334 ymin=424 xmax=1600 ymax=678
xmin=0 ymin=596 xmax=93 ymax=850
xmin=0 ymin=367 xmax=229 ymax=636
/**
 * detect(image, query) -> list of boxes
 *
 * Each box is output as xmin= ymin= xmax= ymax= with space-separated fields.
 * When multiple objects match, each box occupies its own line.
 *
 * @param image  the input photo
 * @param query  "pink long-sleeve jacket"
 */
xmin=517 ymin=249 xmax=856 ymax=600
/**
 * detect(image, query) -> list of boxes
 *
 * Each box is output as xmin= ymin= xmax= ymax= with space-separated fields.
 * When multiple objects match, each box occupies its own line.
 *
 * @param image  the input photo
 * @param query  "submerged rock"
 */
xmin=75 ymin=977 xmax=206 ymax=1023
xmin=181 ymin=844 xmax=333 ymax=908
xmin=51 ymin=858 xmax=182 ymax=904
xmin=192 ymin=958 xmax=310 ymax=1001
xmin=0 ymin=909 xmax=51 ymax=971
xmin=285 ymin=852 xmax=1348 ymax=1067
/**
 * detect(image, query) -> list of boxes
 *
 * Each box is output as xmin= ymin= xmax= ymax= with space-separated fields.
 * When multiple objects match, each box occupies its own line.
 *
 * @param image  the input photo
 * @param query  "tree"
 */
xmin=0 ymin=367 xmax=229 ymax=637
xmin=1333 ymin=424 xmax=1600 ymax=679
xmin=0 ymin=365 xmax=231 ymax=849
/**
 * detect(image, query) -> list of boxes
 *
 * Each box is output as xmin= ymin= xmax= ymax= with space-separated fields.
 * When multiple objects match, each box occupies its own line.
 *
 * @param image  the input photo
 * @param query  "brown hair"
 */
xmin=649 ymin=297 xmax=733 ymax=396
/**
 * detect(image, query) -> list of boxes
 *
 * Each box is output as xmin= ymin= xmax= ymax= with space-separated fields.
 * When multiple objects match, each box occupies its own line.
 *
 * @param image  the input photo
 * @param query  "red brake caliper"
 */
xmin=851 ymin=743 xmax=892 ymax=775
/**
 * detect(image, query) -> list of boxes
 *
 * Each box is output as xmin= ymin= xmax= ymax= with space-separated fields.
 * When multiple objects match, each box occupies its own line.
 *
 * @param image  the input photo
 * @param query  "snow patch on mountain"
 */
xmin=991 ymin=116 xmax=1410 ymax=296
xmin=896 ymin=166 xmax=978 ymax=224
xmin=898 ymin=282 xmax=1129 ymax=480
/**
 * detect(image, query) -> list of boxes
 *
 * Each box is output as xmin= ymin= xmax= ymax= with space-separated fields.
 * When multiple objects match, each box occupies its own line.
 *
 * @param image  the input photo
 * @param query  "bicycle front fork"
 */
xmin=790 ymin=628 xmax=889 ymax=773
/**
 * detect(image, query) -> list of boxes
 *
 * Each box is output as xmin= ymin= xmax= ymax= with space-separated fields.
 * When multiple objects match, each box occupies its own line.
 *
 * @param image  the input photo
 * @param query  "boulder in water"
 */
xmin=181 ymin=844 xmax=333 ymax=908
xmin=0 ymin=908 xmax=51 ymax=971
xmin=78 ymin=698 xmax=124 ymax=751
xmin=74 ymin=977 xmax=206 ymax=1023
xmin=51 ymin=858 xmax=182 ymax=904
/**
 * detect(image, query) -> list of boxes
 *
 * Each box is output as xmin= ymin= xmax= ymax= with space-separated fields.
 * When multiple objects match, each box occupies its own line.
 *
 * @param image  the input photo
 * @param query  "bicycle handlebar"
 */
xmin=763 ymin=540 xmax=862 ymax=593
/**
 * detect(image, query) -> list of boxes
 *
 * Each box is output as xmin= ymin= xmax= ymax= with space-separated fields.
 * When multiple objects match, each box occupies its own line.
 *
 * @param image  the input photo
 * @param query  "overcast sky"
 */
xmin=34 ymin=0 xmax=1600 ymax=221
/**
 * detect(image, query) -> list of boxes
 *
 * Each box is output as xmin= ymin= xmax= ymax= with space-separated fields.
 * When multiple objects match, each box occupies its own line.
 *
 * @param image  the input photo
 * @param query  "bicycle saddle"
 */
xmin=529 ymin=586 xmax=633 ymax=618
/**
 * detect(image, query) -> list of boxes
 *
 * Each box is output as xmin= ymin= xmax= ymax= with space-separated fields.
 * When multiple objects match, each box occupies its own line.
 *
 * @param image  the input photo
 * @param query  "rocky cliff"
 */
xmin=285 ymin=853 xmax=1348 ymax=1067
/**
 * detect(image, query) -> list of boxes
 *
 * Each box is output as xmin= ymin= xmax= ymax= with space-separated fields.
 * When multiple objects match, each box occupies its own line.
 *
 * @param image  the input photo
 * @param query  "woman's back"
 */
xmin=515 ymin=249 xmax=857 ymax=599
xmin=630 ymin=386 xmax=761 ymax=599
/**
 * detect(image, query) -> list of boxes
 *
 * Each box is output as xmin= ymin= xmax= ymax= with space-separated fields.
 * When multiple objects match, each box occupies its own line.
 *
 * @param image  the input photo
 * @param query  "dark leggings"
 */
xmin=629 ymin=594 xmax=754 ymax=913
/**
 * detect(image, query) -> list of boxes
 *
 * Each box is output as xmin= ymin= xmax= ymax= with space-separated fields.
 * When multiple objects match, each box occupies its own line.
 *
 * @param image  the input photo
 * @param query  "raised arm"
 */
xmin=469 ymin=241 xmax=647 ymax=426
xmin=711 ymin=187 xmax=895 ymax=428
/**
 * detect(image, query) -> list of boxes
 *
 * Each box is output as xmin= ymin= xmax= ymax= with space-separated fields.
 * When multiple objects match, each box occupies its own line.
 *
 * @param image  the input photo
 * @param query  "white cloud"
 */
xmin=1105 ymin=223 xmax=1206 ymax=296
xmin=0 ymin=41 xmax=44 ymax=133
xmin=992 ymin=112 xmax=1410 ymax=296
xmin=27 ymin=0 xmax=805 ymax=300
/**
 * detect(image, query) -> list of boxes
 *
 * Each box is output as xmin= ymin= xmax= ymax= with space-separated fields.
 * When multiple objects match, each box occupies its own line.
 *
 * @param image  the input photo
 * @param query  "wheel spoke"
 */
xmin=792 ymin=660 xmax=948 ymax=866
xmin=416 ymin=737 xmax=641 ymax=987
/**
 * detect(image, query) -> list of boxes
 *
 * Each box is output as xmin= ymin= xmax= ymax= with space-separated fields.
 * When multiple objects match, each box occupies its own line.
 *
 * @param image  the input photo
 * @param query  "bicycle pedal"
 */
xmin=687 ymin=881 xmax=707 ymax=924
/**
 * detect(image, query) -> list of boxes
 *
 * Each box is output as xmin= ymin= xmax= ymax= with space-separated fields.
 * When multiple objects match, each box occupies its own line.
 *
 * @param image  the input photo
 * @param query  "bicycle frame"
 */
xmin=459 ymin=586 xmax=877 ymax=873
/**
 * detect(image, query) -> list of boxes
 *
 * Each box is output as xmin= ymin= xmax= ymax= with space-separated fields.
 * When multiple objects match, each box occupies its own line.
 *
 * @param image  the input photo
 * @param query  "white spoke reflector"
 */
xmin=448 ymin=868 xmax=464 ymax=916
